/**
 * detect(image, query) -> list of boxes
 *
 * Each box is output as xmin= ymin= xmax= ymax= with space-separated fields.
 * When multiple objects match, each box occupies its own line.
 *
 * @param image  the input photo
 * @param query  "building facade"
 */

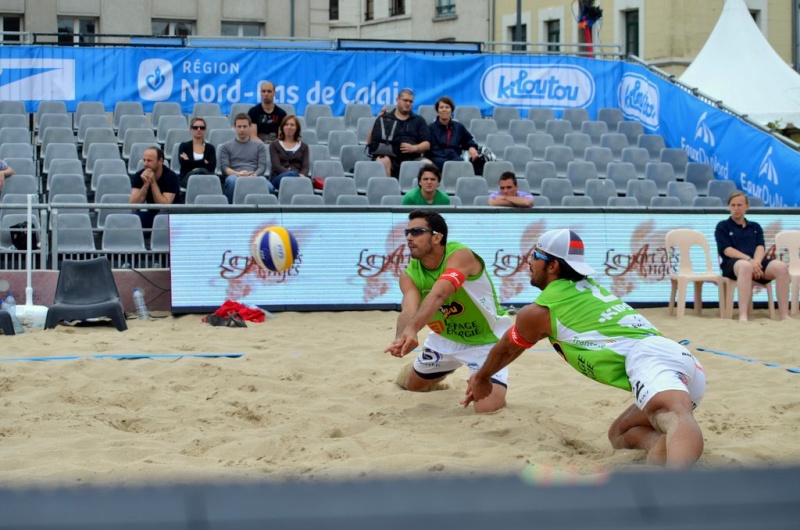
xmin=0 ymin=0 xmax=794 ymax=77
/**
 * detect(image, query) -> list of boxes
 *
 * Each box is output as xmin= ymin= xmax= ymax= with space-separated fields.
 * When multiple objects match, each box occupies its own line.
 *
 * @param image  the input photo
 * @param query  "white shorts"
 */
xmin=626 ymin=335 xmax=706 ymax=410
xmin=413 ymin=332 xmax=509 ymax=387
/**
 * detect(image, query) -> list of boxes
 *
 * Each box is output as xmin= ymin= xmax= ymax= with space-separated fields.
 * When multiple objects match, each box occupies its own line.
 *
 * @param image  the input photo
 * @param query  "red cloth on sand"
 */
xmin=205 ymin=300 xmax=266 ymax=323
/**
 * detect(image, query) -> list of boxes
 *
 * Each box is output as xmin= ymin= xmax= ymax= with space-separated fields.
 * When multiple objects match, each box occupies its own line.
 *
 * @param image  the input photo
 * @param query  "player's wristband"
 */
xmin=439 ymin=268 xmax=466 ymax=290
xmin=508 ymin=325 xmax=534 ymax=349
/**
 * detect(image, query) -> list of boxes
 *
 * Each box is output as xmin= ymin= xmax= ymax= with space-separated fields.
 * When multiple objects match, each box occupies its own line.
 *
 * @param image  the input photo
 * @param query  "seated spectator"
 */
xmin=366 ymin=88 xmax=430 ymax=177
xmin=488 ymin=172 xmax=534 ymax=208
xmin=129 ymin=146 xmax=179 ymax=229
xmin=428 ymin=96 xmax=479 ymax=171
xmin=218 ymin=113 xmax=271 ymax=203
xmin=178 ymin=117 xmax=217 ymax=193
xmin=401 ymin=164 xmax=451 ymax=206
xmin=269 ymin=115 xmax=310 ymax=190
xmin=249 ymin=80 xmax=287 ymax=143
xmin=714 ymin=191 xmax=790 ymax=322
xmin=0 ymin=158 xmax=14 ymax=191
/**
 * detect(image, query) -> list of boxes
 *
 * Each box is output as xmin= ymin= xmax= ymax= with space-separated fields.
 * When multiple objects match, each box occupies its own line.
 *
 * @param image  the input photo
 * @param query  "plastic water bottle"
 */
xmin=133 ymin=288 xmax=150 ymax=320
xmin=3 ymin=292 xmax=24 ymax=334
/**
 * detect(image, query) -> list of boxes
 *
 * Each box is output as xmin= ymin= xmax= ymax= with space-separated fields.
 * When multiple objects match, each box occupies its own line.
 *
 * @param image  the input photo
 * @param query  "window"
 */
xmin=365 ymin=0 xmax=374 ymax=21
xmin=546 ymin=19 xmax=560 ymax=52
xmin=0 ymin=15 xmax=22 ymax=42
xmin=436 ymin=0 xmax=456 ymax=17
xmin=624 ymin=10 xmax=639 ymax=56
xmin=508 ymin=23 xmax=527 ymax=51
xmin=221 ymin=22 xmax=262 ymax=38
xmin=152 ymin=19 xmax=195 ymax=37
xmin=57 ymin=17 xmax=97 ymax=45
xmin=329 ymin=0 xmax=339 ymax=20
xmin=390 ymin=0 xmax=405 ymax=16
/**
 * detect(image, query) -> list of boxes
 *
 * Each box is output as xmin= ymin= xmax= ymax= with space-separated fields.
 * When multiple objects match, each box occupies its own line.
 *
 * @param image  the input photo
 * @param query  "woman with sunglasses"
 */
xmin=269 ymin=115 xmax=310 ymax=190
xmin=178 ymin=117 xmax=217 ymax=186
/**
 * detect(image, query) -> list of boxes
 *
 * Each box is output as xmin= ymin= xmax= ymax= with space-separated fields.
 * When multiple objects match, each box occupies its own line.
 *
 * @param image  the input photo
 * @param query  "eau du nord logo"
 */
xmin=138 ymin=59 xmax=173 ymax=101
xmin=758 ymin=146 xmax=778 ymax=185
xmin=693 ymin=112 xmax=715 ymax=147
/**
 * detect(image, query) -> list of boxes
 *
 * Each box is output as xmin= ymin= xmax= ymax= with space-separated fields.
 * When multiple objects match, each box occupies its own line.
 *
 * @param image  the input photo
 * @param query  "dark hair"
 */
xmin=499 ymin=171 xmax=517 ymax=185
xmin=541 ymin=251 xmax=586 ymax=282
xmin=233 ymin=112 xmax=252 ymax=125
xmin=409 ymin=209 xmax=448 ymax=245
xmin=278 ymin=114 xmax=302 ymax=141
xmin=435 ymin=96 xmax=456 ymax=113
xmin=417 ymin=164 xmax=442 ymax=184
xmin=144 ymin=146 xmax=165 ymax=161
xmin=190 ymin=117 xmax=207 ymax=129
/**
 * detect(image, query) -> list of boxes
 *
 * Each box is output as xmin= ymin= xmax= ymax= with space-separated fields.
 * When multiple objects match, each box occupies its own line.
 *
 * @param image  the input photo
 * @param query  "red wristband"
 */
xmin=439 ymin=268 xmax=466 ymax=290
xmin=508 ymin=325 xmax=534 ymax=349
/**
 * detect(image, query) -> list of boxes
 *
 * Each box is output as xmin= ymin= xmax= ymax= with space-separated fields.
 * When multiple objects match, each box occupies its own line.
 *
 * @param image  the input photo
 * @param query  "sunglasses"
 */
xmin=532 ymin=249 xmax=551 ymax=262
xmin=404 ymin=227 xmax=437 ymax=237
xmin=192 ymin=125 xmax=206 ymax=130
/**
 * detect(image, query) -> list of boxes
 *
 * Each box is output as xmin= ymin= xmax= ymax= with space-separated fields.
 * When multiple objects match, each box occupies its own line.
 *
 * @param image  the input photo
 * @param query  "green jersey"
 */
xmin=404 ymin=241 xmax=510 ymax=345
xmin=534 ymin=278 xmax=661 ymax=391
xmin=401 ymin=188 xmax=451 ymax=206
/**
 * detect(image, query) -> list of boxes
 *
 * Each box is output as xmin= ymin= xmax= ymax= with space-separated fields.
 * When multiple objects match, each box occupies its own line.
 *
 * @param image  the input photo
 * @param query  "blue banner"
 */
xmin=1 ymin=46 xmax=798 ymax=205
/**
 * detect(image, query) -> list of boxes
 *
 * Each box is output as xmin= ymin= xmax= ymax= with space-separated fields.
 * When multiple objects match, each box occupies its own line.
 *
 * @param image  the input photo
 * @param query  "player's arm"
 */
xmin=384 ymin=273 xmax=421 ymax=357
xmin=506 ymin=194 xmax=534 ymax=208
xmin=462 ymin=303 xmax=551 ymax=406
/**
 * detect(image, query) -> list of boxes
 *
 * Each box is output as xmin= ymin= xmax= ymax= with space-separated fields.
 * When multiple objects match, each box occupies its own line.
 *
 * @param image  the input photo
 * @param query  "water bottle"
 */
xmin=4 ymin=292 xmax=24 ymax=334
xmin=133 ymin=288 xmax=150 ymax=320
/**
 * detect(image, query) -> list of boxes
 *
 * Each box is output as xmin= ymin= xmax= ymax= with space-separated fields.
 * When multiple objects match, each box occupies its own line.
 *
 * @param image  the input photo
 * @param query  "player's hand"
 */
xmin=461 ymin=374 xmax=493 ymax=408
xmin=384 ymin=328 xmax=418 ymax=358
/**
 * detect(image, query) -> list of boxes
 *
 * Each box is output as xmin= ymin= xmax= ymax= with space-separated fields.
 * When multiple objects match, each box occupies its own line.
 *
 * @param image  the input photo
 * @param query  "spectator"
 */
xmin=129 ymin=146 xmax=179 ymax=229
xmin=401 ymin=164 xmax=450 ymax=206
xmin=218 ymin=113 xmax=271 ymax=203
xmin=269 ymin=115 xmax=310 ymax=190
xmin=488 ymin=172 xmax=534 ymax=208
xmin=0 ymin=159 xmax=14 ymax=192
xmin=248 ymin=80 xmax=287 ymax=143
xmin=177 ymin=117 xmax=217 ymax=192
xmin=366 ymin=88 xmax=430 ymax=177
xmin=428 ymin=96 xmax=479 ymax=171
xmin=714 ymin=190 xmax=790 ymax=321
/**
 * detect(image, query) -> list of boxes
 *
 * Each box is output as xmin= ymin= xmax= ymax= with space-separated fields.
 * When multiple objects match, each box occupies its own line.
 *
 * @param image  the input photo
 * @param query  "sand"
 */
xmin=0 ymin=307 xmax=798 ymax=487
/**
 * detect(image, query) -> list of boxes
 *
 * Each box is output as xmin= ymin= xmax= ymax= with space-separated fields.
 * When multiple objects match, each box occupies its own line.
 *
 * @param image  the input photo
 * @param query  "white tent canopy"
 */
xmin=680 ymin=0 xmax=800 ymax=127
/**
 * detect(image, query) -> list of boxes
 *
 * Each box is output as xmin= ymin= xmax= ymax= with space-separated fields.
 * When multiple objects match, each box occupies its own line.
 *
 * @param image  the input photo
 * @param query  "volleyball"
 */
xmin=250 ymin=226 xmax=299 ymax=272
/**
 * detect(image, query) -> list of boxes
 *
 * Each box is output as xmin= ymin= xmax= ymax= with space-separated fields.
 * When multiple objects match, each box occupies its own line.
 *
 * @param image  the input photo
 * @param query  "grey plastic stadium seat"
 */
xmin=540 ymin=178 xmax=574 ymax=205
xmin=608 ymin=196 xmax=640 ymax=207
xmin=562 ymin=108 xmax=590 ymax=131
xmin=565 ymin=161 xmax=598 ymax=195
xmin=192 ymin=102 xmax=222 ymax=118
xmin=706 ymin=180 xmax=738 ymax=204
xmin=309 ymin=144 xmax=331 ymax=168
xmin=356 ymin=117 xmax=374 ymax=145
xmin=150 ymin=214 xmax=170 ymax=251
xmin=685 ymin=162 xmax=715 ymax=196
xmin=311 ymin=160 xmax=345 ymax=185
xmin=207 ymin=128 xmax=235 ymax=148
xmin=660 ymin=147 xmax=689 ymax=180
xmin=644 ymin=162 xmax=677 ymax=195
xmin=74 ymin=101 xmax=106 ymax=132
xmin=81 ymin=127 xmax=118 ymax=161
xmin=36 ymin=101 xmax=68 ymax=126
xmin=485 ymin=133 xmax=515 ymax=160
xmin=561 ymin=195 xmax=594 ymax=207
xmin=564 ymin=132 xmax=592 ymax=159
xmin=48 ymin=158 xmax=84 ymax=182
xmin=617 ymin=121 xmax=645 ymax=146
xmin=117 ymin=115 xmax=151 ymax=145
xmin=53 ymin=212 xmax=95 ymax=252
xmin=584 ymin=178 xmax=617 ymax=206
xmin=492 ymin=107 xmax=520 ymax=131
xmin=327 ymin=130 xmax=358 ymax=160
xmin=77 ymin=114 xmax=113 ymax=143
xmin=316 ymin=117 xmax=347 ymax=146
xmin=453 ymin=105 xmax=481 ymax=125
xmin=544 ymin=119 xmax=573 ymax=144
xmin=524 ymin=160 xmax=557 ymax=195
xmin=94 ymin=174 xmax=132 ymax=204
xmin=455 ymin=177 xmax=490 ymax=206
xmin=0 ymin=143 xmax=33 ymax=160
xmin=278 ymin=176 xmax=314 ymax=205
xmin=304 ymin=104 xmax=333 ymax=131
xmin=508 ymin=119 xmax=537 ymax=145
xmin=483 ymin=161 xmax=515 ymax=190
xmin=469 ymin=118 xmax=499 ymax=144
xmin=38 ymin=114 xmax=73 ymax=140
xmin=526 ymin=133 xmax=556 ymax=160
xmin=527 ymin=108 xmax=554 ymax=130
xmin=691 ymin=196 xmax=723 ymax=208
xmin=638 ymin=134 xmax=666 ymax=160
xmin=343 ymin=103 xmax=373 ymax=130
xmin=0 ymin=193 xmax=39 ymax=225
xmin=47 ymin=174 xmax=86 ymax=202
xmin=336 ymin=194 xmax=369 ymax=206
xmin=86 ymin=142 xmax=122 ymax=175
xmin=90 ymin=157 xmax=128 ymax=191
xmin=380 ymin=195 xmax=405 ymax=206
xmin=339 ymin=144 xmax=369 ymax=176
xmin=290 ymin=194 xmax=325 ymax=206
xmin=40 ymin=127 xmax=76 ymax=154
xmin=0 ymin=113 xmax=29 ymax=130
xmin=322 ymin=176 xmax=358 ymax=205
xmin=599 ymin=132 xmax=629 ymax=160
xmin=597 ymin=108 xmax=623 ymax=130
xmin=101 ymin=213 xmax=145 ymax=251
xmin=194 ymin=194 xmax=230 ymax=205
xmin=121 ymin=128 xmax=157 ymax=159
xmin=233 ymin=177 xmax=271 ymax=205
xmin=503 ymin=145 xmax=534 ymax=175
xmin=113 ymin=101 xmax=145 ymax=130
xmin=532 ymin=195 xmax=550 ymax=207
xmin=543 ymin=145 xmax=574 ymax=177
xmin=44 ymin=257 xmax=127 ymax=332
xmin=1 ymin=213 xmax=41 ymax=249
xmin=398 ymin=161 xmax=427 ymax=193
xmin=156 ymin=115 xmax=189 ymax=143
xmin=95 ymin=194 xmax=131 ymax=229
xmin=441 ymin=160 xmax=475 ymax=194
xmin=666 ymin=181 xmax=698 ymax=206
xmin=0 ymin=174 xmax=37 ymax=199
xmin=748 ymin=195 xmax=765 ymax=207
xmin=416 ymin=105 xmax=436 ymax=124
xmin=186 ymin=174 xmax=224 ymax=204
xmin=0 ymin=127 xmax=31 ymax=147
xmin=163 ymin=129 xmax=191 ymax=163
xmin=620 ymin=146 xmax=650 ymax=177
xmin=200 ymin=116 xmax=229 ymax=132
xmin=650 ymin=196 xmax=681 ymax=208
xmin=584 ymin=146 xmax=614 ymax=177
xmin=50 ymin=194 xmax=89 ymax=218
xmin=353 ymin=160 xmax=387 ymax=194
xmin=151 ymin=102 xmax=183 ymax=131
xmin=581 ymin=120 xmax=610 ymax=146
xmin=243 ymin=193 xmax=279 ymax=206
xmin=606 ymin=162 xmax=639 ymax=194
xmin=366 ymin=177 xmax=402 ymax=205
xmin=473 ymin=194 xmax=490 ymax=206
xmin=626 ymin=179 xmax=658 ymax=206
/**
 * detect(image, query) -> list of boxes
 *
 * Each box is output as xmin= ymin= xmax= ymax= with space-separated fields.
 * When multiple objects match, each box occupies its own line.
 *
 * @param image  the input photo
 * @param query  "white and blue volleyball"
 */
xmin=251 ymin=226 xmax=299 ymax=272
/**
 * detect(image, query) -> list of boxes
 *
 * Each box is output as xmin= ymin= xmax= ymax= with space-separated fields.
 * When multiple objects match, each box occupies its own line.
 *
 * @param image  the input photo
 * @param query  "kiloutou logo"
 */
xmin=480 ymin=64 xmax=594 ymax=108
xmin=138 ymin=59 xmax=173 ymax=101
xmin=618 ymin=73 xmax=659 ymax=130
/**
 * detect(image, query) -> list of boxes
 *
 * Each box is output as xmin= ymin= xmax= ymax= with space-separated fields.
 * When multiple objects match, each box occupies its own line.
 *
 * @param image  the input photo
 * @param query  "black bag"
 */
xmin=467 ymin=145 xmax=496 ymax=176
xmin=10 ymin=222 xmax=39 ymax=250
xmin=368 ymin=114 xmax=399 ymax=158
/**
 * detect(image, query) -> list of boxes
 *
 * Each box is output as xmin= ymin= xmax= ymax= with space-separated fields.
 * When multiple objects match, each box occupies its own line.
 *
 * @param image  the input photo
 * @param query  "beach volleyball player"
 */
xmin=384 ymin=210 xmax=512 ymax=413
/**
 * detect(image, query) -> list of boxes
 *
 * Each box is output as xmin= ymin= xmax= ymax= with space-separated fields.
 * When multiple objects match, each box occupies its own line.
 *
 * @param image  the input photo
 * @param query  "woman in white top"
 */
xmin=268 ymin=115 xmax=310 ymax=190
